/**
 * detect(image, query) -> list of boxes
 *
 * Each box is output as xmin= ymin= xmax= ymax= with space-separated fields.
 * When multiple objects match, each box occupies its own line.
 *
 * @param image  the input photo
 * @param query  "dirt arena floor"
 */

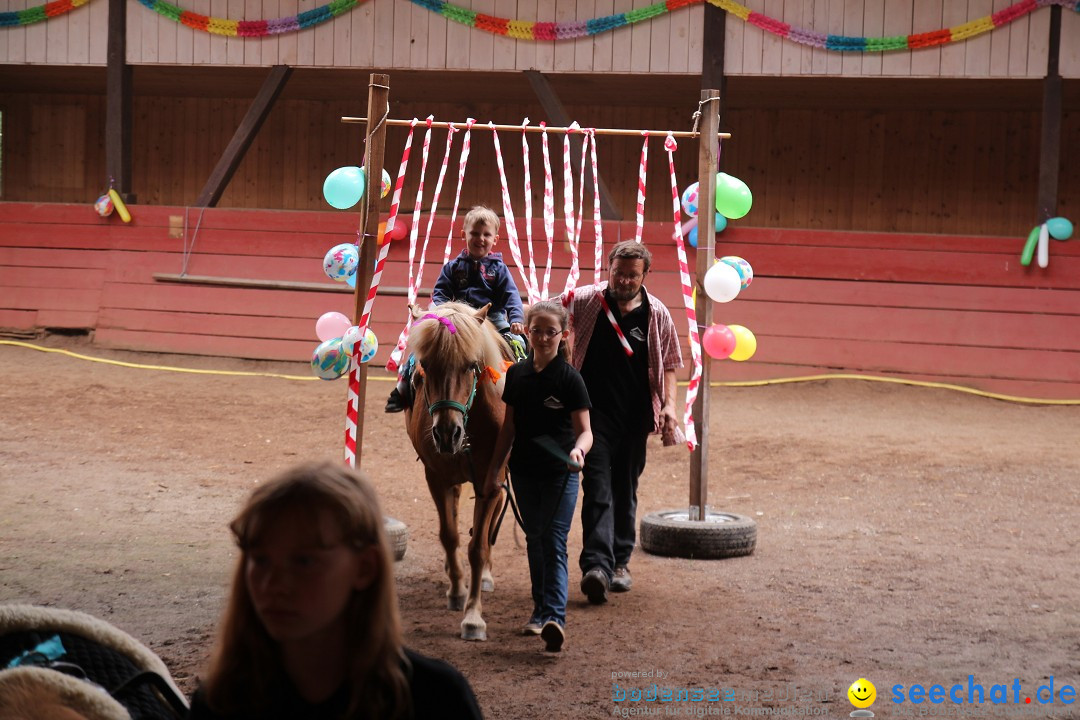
xmin=2 ymin=335 xmax=1079 ymax=719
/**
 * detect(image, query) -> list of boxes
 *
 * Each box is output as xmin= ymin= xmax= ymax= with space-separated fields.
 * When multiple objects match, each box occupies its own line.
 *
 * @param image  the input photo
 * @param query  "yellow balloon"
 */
xmin=728 ymin=324 xmax=757 ymax=361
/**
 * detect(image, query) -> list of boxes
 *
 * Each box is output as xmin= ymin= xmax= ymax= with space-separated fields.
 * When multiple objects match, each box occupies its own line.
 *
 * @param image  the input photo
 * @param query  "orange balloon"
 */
xmin=377 ymin=221 xmax=388 ymax=245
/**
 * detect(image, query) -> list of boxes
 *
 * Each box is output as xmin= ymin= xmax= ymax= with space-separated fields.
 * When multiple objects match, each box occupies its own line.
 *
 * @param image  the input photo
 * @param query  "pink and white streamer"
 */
xmin=540 ymin=123 xmax=555 ymax=299
xmin=491 ymin=123 xmax=538 ymax=302
xmin=521 ymin=119 xmax=539 ymax=298
xmin=443 ymin=119 xmax=474 ymax=265
xmin=634 ymin=132 xmax=649 ymax=244
xmin=560 ymin=123 xmax=582 ymax=297
xmin=587 ymin=128 xmax=603 ymax=286
xmin=664 ymin=133 xmax=701 ymax=450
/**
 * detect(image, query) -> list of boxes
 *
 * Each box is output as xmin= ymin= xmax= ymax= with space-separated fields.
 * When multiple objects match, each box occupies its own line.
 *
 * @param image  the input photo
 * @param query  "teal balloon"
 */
xmin=688 ymin=226 xmax=698 ymax=248
xmin=714 ymin=212 xmax=728 ymax=233
xmin=346 ymin=271 xmax=357 ymax=288
xmin=1046 ymin=216 xmax=1073 ymax=241
xmin=715 ymin=172 xmax=753 ymax=220
xmin=323 ymin=166 xmax=366 ymax=210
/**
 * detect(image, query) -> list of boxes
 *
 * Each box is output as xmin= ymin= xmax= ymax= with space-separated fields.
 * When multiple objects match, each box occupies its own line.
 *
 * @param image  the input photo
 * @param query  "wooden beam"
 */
xmin=105 ymin=0 xmax=133 ymax=202
xmin=702 ymin=3 xmax=727 ymax=171
xmin=689 ymin=89 xmax=721 ymax=520
xmin=195 ymin=65 xmax=293 ymax=208
xmin=1036 ymin=6 xmax=1062 ymax=222
xmin=524 ymin=70 xmax=623 ymax=221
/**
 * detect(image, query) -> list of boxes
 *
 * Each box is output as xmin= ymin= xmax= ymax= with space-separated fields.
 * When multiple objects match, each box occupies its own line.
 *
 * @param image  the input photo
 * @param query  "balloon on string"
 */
xmin=358 ymin=328 xmax=378 ymax=363
xmin=703 ymin=261 xmax=742 ymax=303
xmin=728 ymin=325 xmax=757 ymax=361
xmin=323 ymin=166 xmax=365 ymax=210
xmin=346 ymin=272 xmax=357 ymax=288
xmin=315 ymin=311 xmax=352 ymax=342
xmin=388 ymin=221 xmax=408 ymax=242
xmin=380 ymin=169 xmax=392 ymax=198
xmin=719 ymin=256 xmax=753 ymax=290
xmin=715 ymin=172 xmax=753 ymax=219
xmin=1046 ymin=216 xmax=1073 ymax=241
xmin=681 ymin=182 xmax=700 ymax=218
xmin=311 ymin=337 xmax=350 ymax=380
xmin=323 ymin=243 xmax=359 ymax=281
xmin=702 ymin=324 xmax=737 ymax=360
xmin=688 ymin=226 xmax=698 ymax=249
xmin=715 ymin=212 xmax=728 ymax=233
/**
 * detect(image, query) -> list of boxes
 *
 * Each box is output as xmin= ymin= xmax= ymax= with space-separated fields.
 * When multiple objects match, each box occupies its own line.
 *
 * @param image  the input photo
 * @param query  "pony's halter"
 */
xmin=426 ymin=362 xmax=481 ymax=427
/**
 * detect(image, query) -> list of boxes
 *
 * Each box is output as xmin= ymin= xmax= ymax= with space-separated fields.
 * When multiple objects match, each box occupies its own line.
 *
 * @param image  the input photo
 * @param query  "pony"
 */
xmin=403 ymin=301 xmax=511 ymax=641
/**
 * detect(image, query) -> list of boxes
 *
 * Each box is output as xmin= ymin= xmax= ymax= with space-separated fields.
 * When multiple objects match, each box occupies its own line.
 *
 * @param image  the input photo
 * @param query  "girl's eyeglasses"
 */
xmin=528 ymin=328 xmax=563 ymax=339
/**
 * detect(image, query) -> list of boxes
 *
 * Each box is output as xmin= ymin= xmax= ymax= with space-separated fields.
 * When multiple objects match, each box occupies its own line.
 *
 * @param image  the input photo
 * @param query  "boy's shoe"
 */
xmin=505 ymin=333 xmax=528 ymax=361
xmin=384 ymin=387 xmax=406 ymax=413
xmin=580 ymin=568 xmax=609 ymax=605
xmin=610 ymin=565 xmax=632 ymax=593
xmin=541 ymin=621 xmax=565 ymax=652
xmin=521 ymin=618 xmax=543 ymax=636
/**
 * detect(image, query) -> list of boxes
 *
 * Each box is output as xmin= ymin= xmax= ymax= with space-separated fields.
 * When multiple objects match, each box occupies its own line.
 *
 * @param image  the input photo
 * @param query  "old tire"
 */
xmin=385 ymin=517 xmax=409 ymax=562
xmin=639 ymin=509 xmax=757 ymax=559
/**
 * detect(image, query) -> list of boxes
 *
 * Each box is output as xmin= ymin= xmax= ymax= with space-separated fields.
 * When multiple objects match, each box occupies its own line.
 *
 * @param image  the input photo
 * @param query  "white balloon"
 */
xmin=1037 ymin=223 xmax=1049 ymax=269
xmin=703 ymin=262 xmax=742 ymax=303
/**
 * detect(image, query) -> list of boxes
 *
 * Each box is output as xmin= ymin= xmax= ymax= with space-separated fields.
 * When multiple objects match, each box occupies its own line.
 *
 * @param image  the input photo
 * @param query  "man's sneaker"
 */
xmin=384 ymin=387 xmax=406 ymax=413
xmin=541 ymin=621 xmax=565 ymax=652
xmin=611 ymin=565 xmax=632 ymax=592
xmin=521 ymin=618 xmax=543 ymax=636
xmin=580 ymin=568 xmax=609 ymax=605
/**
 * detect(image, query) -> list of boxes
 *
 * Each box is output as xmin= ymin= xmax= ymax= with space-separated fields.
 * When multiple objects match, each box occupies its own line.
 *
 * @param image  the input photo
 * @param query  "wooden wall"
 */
xmin=2 ymin=202 xmax=1077 ymax=399
xmin=2 ymin=0 xmax=1078 ymax=77
xmin=1 ymin=87 xmax=1077 ymax=235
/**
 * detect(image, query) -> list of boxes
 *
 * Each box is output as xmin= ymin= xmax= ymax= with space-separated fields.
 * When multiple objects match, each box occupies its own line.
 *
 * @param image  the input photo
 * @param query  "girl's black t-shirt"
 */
xmin=502 ymin=353 xmax=591 ymax=478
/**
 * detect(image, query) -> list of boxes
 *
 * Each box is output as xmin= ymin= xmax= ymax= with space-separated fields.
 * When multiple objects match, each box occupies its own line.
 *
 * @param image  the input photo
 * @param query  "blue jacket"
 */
xmin=432 ymin=251 xmax=525 ymax=331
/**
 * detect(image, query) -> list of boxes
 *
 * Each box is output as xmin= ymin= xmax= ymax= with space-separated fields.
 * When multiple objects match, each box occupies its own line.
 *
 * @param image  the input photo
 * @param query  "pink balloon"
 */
xmin=316 ymin=311 xmax=352 ymax=342
xmin=389 ymin=221 xmax=408 ymax=242
xmin=702 ymin=323 xmax=736 ymax=360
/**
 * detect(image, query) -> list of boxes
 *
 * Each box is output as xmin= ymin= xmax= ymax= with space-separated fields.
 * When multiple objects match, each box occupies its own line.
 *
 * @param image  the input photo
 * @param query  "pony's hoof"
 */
xmin=481 ymin=577 xmax=495 ymax=592
xmin=461 ymin=622 xmax=487 ymax=641
xmin=447 ymin=594 xmax=466 ymax=611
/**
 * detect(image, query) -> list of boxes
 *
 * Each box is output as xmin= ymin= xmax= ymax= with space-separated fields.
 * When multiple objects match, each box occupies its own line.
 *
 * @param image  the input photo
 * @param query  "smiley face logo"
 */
xmin=848 ymin=678 xmax=877 ymax=709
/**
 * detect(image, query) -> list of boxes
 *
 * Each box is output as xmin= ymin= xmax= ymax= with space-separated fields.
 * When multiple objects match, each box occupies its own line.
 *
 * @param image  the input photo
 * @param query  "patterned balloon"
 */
xmin=311 ymin=338 xmax=350 ymax=380
xmin=359 ymin=329 xmax=378 ymax=363
xmin=680 ymin=182 xmax=700 ymax=218
xmin=719 ymin=255 xmax=753 ymax=290
xmin=381 ymin=169 xmax=392 ymax=198
xmin=341 ymin=325 xmax=364 ymax=356
xmin=94 ymin=194 xmax=114 ymax=217
xmin=323 ymin=243 xmax=359 ymax=281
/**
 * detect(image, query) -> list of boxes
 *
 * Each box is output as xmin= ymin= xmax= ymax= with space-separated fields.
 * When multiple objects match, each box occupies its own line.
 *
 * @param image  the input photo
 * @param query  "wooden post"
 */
xmin=1036 ymin=6 xmax=1062 ymax=222
xmin=105 ymin=0 xmax=133 ymax=202
xmin=350 ymin=73 xmax=390 ymax=468
xmin=689 ymin=89 xmax=721 ymax=521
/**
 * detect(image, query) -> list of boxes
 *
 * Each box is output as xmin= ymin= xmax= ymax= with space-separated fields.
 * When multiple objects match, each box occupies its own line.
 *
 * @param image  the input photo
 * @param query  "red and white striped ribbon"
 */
xmin=387 ymin=117 xmax=435 ymax=372
xmin=347 ymin=120 xmax=417 ymax=466
xmin=540 ymin=123 xmax=555 ymax=299
xmin=521 ymin=118 xmax=539 ymax=299
xmin=664 ymin=134 xmax=701 ymax=450
xmin=597 ymin=292 xmax=633 ymax=357
xmin=491 ymin=122 xmax=537 ymax=302
xmin=443 ymin=119 xmax=474 ymax=264
xmin=560 ymin=123 xmax=581 ymax=297
xmin=635 ymin=132 xmax=649 ymax=244
xmin=587 ymin=128 xmax=603 ymax=286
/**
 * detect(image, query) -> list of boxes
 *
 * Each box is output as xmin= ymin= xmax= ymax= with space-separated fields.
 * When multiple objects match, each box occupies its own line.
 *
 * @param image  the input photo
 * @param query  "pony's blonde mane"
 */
xmin=408 ymin=302 xmax=507 ymax=371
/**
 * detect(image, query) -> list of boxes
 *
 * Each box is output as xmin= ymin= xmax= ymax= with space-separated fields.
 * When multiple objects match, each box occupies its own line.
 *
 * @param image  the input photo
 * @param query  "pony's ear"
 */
xmin=409 ymin=303 xmax=424 ymax=320
xmin=474 ymin=303 xmax=491 ymax=323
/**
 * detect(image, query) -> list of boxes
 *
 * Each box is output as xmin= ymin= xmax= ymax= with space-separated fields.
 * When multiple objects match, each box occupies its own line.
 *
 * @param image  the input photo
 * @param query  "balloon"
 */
xmin=388 ymin=221 xmax=408 ymax=242
xmin=703 ymin=262 xmax=742 ymax=303
xmin=714 ymin=212 xmax=728 ymax=233
xmin=94 ymin=194 xmax=114 ymax=217
xmin=702 ymin=324 xmax=736 ymax=360
xmin=719 ymin=256 xmax=753 ymax=290
xmin=681 ymin=182 xmax=700 ymax=218
xmin=323 ymin=243 xmax=359 ymax=281
xmin=315 ymin=311 xmax=351 ymax=342
xmin=323 ymin=166 xmax=365 ymax=210
xmin=715 ymin=172 xmax=753 ymax=219
xmin=346 ymin=272 xmax=357 ymax=288
xmin=688 ymin=226 xmax=698 ymax=248
xmin=1046 ymin=216 xmax=1073 ymax=241
xmin=1037 ymin=222 xmax=1049 ymax=269
xmin=728 ymin=324 xmax=757 ymax=361
xmin=380 ymin=169 xmax=392 ymax=198
xmin=108 ymin=188 xmax=132 ymax=223
xmin=1021 ymin=225 xmax=1039 ymax=266
xmin=358 ymin=328 xmax=378 ymax=363
xmin=311 ymin=337 xmax=350 ymax=380
xmin=377 ymin=221 xmax=388 ymax=245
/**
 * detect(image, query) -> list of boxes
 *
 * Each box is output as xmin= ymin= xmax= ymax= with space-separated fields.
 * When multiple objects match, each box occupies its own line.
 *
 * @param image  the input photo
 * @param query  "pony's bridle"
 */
xmin=425 ymin=362 xmax=481 ymax=428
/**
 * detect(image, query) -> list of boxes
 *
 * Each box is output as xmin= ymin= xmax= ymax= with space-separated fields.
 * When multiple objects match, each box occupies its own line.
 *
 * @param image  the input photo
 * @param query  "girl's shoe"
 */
xmin=541 ymin=621 xmax=565 ymax=652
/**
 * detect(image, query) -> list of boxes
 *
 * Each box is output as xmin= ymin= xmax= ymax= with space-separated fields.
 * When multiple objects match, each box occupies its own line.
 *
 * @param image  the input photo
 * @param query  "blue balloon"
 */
xmin=688 ymin=226 xmax=698 ymax=248
xmin=323 ymin=166 xmax=366 ymax=210
xmin=346 ymin=271 xmax=357 ymax=288
xmin=715 ymin=213 xmax=728 ymax=233
xmin=1046 ymin=217 xmax=1073 ymax=241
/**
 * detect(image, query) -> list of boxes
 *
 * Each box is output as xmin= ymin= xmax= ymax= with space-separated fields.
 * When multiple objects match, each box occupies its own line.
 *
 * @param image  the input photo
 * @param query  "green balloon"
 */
xmin=715 ymin=172 xmax=753 ymax=219
xmin=1020 ymin=225 xmax=1039 ymax=266
xmin=323 ymin=166 xmax=366 ymax=210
